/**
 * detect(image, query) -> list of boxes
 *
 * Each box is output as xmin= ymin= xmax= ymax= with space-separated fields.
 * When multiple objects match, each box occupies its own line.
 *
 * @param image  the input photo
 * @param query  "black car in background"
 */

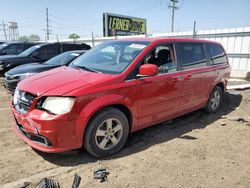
xmin=0 ymin=42 xmax=91 ymax=74
xmin=4 ymin=50 xmax=86 ymax=92
xmin=0 ymin=42 xmax=39 ymax=56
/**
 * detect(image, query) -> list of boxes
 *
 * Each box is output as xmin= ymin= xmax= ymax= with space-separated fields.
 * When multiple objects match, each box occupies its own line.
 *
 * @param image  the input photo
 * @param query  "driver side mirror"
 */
xmin=1 ymin=50 xmax=7 ymax=55
xmin=137 ymin=64 xmax=158 ymax=78
xmin=32 ymin=51 xmax=42 ymax=59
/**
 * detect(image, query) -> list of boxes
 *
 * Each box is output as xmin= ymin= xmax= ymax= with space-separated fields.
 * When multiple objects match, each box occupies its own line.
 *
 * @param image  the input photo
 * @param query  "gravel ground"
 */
xmin=0 ymin=77 xmax=250 ymax=188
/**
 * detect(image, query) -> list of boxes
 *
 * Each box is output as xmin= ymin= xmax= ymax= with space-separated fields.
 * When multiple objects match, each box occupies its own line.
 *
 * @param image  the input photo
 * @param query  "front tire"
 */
xmin=205 ymin=86 xmax=223 ymax=113
xmin=84 ymin=107 xmax=129 ymax=157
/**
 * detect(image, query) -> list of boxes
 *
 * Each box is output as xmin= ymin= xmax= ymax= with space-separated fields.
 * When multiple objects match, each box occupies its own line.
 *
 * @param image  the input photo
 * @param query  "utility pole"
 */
xmin=193 ymin=21 xmax=196 ymax=39
xmin=169 ymin=0 xmax=178 ymax=32
xmin=91 ymin=31 xmax=95 ymax=47
xmin=46 ymin=8 xmax=50 ymax=40
xmin=2 ymin=21 xmax=7 ymax=41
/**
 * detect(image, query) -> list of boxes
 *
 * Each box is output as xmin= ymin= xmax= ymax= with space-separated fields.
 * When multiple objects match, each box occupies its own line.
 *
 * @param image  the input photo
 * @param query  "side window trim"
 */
xmin=204 ymin=43 xmax=213 ymax=65
xmin=207 ymin=43 xmax=227 ymax=65
xmin=203 ymin=43 xmax=212 ymax=66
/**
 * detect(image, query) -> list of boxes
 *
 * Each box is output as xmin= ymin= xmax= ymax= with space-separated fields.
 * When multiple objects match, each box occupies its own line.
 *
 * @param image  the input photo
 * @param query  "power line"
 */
xmin=49 ymin=13 xmax=100 ymax=27
xmin=18 ymin=13 xmax=44 ymax=25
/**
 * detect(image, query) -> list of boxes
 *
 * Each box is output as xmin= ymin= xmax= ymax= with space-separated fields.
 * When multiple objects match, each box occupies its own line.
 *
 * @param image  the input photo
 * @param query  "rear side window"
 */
xmin=207 ymin=44 xmax=227 ymax=65
xmin=4 ymin=44 xmax=23 ymax=55
xmin=61 ymin=44 xmax=82 ymax=52
xmin=44 ymin=45 xmax=58 ymax=58
xmin=23 ymin=43 xmax=36 ymax=50
xmin=179 ymin=43 xmax=207 ymax=70
xmin=61 ymin=44 xmax=72 ymax=52
xmin=37 ymin=44 xmax=58 ymax=59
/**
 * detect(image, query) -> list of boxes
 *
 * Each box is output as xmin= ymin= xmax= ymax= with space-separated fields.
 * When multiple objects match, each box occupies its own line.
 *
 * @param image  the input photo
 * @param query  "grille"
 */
xmin=13 ymin=89 xmax=35 ymax=114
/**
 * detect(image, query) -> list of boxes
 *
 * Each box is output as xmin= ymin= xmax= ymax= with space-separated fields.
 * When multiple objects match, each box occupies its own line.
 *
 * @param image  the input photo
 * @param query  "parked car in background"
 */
xmin=0 ymin=42 xmax=91 ymax=73
xmin=0 ymin=42 xmax=39 ymax=56
xmin=0 ymin=42 xmax=5 ymax=45
xmin=11 ymin=38 xmax=230 ymax=157
xmin=4 ymin=50 xmax=86 ymax=92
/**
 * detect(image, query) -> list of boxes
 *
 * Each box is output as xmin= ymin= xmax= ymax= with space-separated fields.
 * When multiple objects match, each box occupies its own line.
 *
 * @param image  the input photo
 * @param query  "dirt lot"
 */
xmin=0 ymin=78 xmax=250 ymax=188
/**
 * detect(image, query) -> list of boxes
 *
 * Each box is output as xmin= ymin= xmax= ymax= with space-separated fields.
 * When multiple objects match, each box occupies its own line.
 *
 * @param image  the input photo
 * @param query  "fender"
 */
xmin=74 ymin=93 xmax=137 ymax=146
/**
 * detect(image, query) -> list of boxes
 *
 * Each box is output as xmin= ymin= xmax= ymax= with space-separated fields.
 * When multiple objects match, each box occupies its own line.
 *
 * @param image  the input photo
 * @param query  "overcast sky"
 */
xmin=0 ymin=0 xmax=249 ymax=40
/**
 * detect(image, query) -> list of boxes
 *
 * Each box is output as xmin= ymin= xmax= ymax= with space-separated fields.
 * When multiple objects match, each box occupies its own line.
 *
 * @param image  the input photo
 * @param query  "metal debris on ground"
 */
xmin=36 ymin=178 xmax=60 ymax=188
xmin=235 ymin=117 xmax=249 ymax=123
xmin=94 ymin=167 xmax=110 ymax=182
xmin=20 ymin=181 xmax=31 ymax=188
xmin=71 ymin=173 xmax=81 ymax=188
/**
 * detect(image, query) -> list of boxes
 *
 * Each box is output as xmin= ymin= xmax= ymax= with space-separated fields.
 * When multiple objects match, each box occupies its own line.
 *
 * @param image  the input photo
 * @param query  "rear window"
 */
xmin=179 ymin=43 xmax=207 ymax=70
xmin=207 ymin=44 xmax=227 ymax=65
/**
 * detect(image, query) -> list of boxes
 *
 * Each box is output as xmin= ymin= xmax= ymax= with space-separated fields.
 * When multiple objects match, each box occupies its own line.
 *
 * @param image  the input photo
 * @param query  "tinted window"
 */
xmin=23 ymin=43 xmax=37 ymax=50
xmin=208 ymin=44 xmax=227 ymax=65
xmin=179 ymin=43 xmax=207 ymax=70
xmin=2 ymin=44 xmax=22 ymax=55
xmin=61 ymin=44 xmax=87 ymax=52
xmin=14 ymin=44 xmax=23 ymax=54
xmin=43 ymin=45 xmax=58 ymax=58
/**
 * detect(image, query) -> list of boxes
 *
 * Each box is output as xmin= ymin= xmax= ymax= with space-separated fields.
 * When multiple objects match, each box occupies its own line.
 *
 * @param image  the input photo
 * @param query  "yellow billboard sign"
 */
xmin=103 ymin=13 xmax=147 ymax=36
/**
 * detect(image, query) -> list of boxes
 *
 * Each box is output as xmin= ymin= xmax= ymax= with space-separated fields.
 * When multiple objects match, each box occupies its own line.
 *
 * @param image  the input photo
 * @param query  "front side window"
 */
xmin=207 ymin=44 xmax=227 ymax=65
xmin=144 ymin=44 xmax=177 ymax=74
xmin=71 ymin=41 xmax=149 ymax=74
xmin=7 ymin=44 xmax=23 ymax=54
xmin=179 ymin=43 xmax=207 ymax=70
xmin=44 ymin=45 xmax=58 ymax=58
xmin=3 ymin=44 xmax=17 ymax=54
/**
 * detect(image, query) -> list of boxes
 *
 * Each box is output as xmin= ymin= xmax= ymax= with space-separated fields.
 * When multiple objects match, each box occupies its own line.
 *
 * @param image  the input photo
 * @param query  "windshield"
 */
xmin=0 ymin=43 xmax=8 ymax=51
xmin=44 ymin=51 xmax=83 ymax=66
xmin=71 ymin=41 xmax=149 ymax=74
xmin=18 ymin=45 xmax=42 ymax=57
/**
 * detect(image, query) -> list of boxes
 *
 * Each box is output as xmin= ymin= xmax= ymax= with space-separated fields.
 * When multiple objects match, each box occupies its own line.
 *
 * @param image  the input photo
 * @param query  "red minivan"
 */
xmin=11 ymin=38 xmax=231 ymax=157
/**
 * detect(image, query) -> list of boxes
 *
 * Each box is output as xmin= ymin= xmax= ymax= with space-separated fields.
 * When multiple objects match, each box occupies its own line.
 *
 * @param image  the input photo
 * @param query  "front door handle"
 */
xmin=184 ymin=74 xmax=192 ymax=80
xmin=172 ymin=77 xmax=179 ymax=83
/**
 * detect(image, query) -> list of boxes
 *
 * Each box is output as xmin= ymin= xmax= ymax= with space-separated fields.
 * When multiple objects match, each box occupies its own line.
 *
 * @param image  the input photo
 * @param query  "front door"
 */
xmin=137 ymin=43 xmax=183 ymax=129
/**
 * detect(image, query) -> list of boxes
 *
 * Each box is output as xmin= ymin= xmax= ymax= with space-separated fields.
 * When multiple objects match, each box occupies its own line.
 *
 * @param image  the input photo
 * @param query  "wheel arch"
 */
xmin=76 ymin=94 xmax=135 ymax=148
xmin=84 ymin=104 xmax=133 ymax=134
xmin=216 ymin=82 xmax=225 ymax=93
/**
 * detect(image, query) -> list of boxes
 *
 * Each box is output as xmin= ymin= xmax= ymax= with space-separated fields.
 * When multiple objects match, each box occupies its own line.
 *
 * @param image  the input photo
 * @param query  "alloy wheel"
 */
xmin=95 ymin=118 xmax=123 ymax=150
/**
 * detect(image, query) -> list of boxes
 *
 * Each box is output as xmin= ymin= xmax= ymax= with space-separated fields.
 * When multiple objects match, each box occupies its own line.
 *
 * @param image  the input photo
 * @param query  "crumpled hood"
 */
xmin=17 ymin=66 xmax=117 ymax=96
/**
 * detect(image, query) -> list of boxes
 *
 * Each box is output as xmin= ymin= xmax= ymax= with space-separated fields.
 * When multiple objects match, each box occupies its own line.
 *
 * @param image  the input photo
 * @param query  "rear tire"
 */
xmin=205 ymin=86 xmax=223 ymax=113
xmin=84 ymin=107 xmax=129 ymax=157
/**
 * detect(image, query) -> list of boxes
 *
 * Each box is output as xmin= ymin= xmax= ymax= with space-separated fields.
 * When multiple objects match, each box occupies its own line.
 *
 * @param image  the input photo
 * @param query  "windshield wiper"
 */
xmin=72 ymin=64 xmax=101 ymax=73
